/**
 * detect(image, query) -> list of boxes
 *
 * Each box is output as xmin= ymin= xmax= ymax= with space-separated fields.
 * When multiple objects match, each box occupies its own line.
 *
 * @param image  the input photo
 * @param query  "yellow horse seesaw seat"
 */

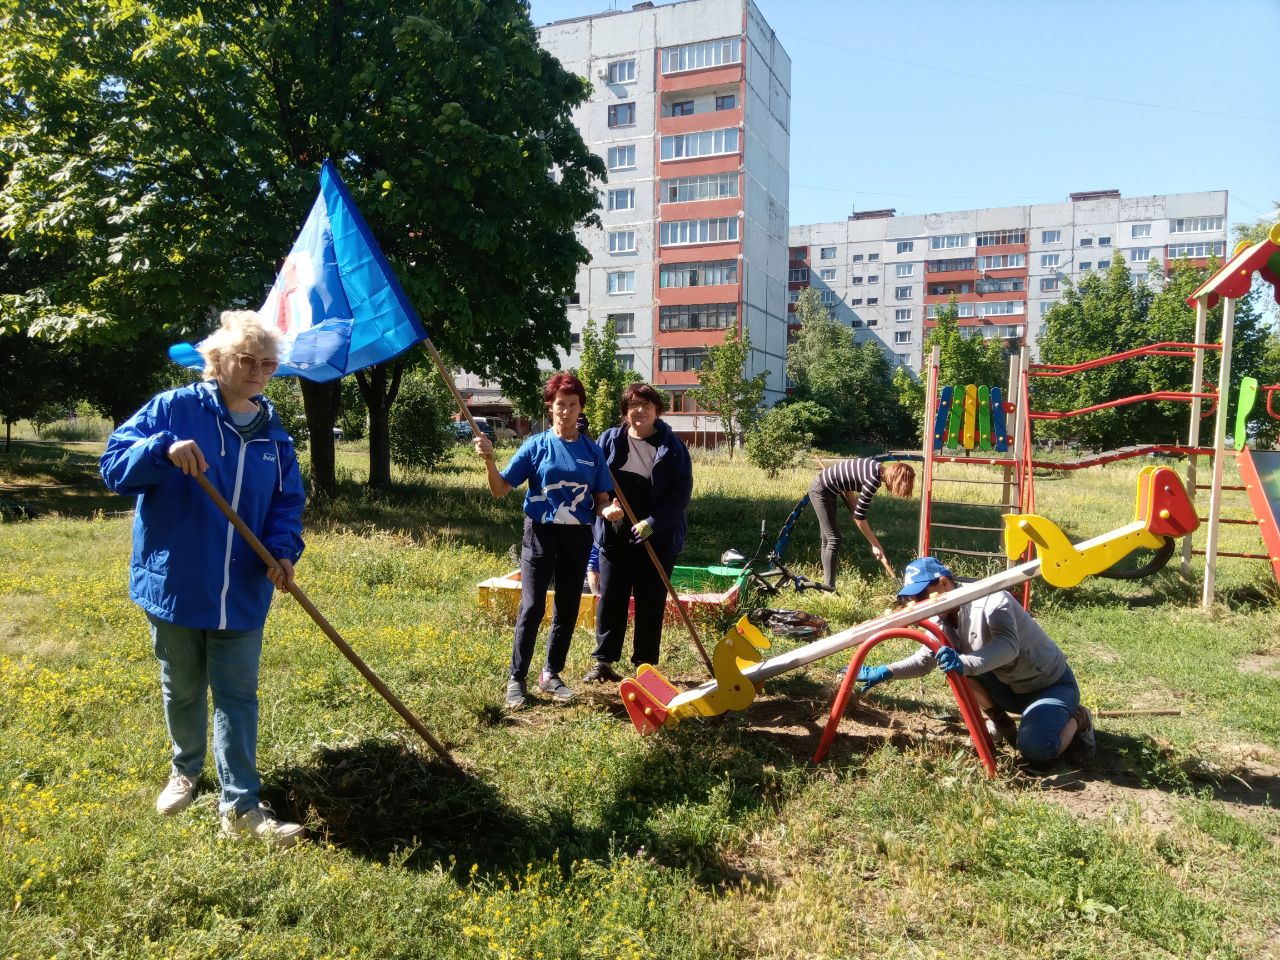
xmin=619 ymin=466 xmax=1198 ymax=736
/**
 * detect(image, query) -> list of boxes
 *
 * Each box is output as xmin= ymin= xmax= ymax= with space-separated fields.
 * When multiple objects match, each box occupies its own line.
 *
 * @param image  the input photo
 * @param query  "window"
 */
xmin=661 ymin=172 xmax=738 ymax=203
xmin=657 ymin=260 xmax=737 ymax=288
xmin=895 ymin=263 xmax=914 ymax=277
xmin=819 ymin=246 xmax=837 ymax=260
xmin=868 ymin=253 xmax=880 ymax=262
xmin=896 ymin=353 xmax=910 ymax=366
xmin=1079 ymin=237 xmax=1093 ymax=247
xmin=977 ymin=254 xmax=1025 ymax=270
xmin=661 ymin=37 xmax=741 ymax=74
xmin=851 ymin=254 xmax=864 ymax=262
xmin=715 ymin=94 xmax=737 ymax=111
xmin=850 ymin=318 xmax=862 ymax=328
xmin=894 ymin=285 xmax=912 ymax=299
xmin=1129 ymin=247 xmax=1152 ymax=263
xmin=658 ymin=346 xmax=709 ymax=372
xmin=608 ymin=102 xmax=636 ymax=128
xmin=659 ymin=217 xmax=738 ymax=246
xmin=607 ymin=60 xmax=636 ymax=84
xmin=608 ymin=230 xmax=636 ymax=254
xmin=570 ymin=332 xmax=580 ymax=346
xmin=660 ymin=127 xmax=739 ymax=160
xmin=927 ymin=257 xmax=975 ymax=273
xmin=788 ymin=289 xmax=800 ymax=304
xmin=894 ymin=308 xmax=912 ymax=322
xmin=659 ymin=303 xmax=736 ymax=331
xmin=608 ymin=313 xmax=635 ymax=335
xmin=1079 ymin=262 xmax=1092 ymax=271
xmin=607 ymin=145 xmax=636 ymax=170
xmin=1040 ymin=253 xmax=1061 ymax=269
xmin=607 ymin=271 xmax=634 ymax=294
xmin=929 ymin=234 xmax=969 ymax=250
xmin=569 ymin=290 xmax=580 ymax=305
xmin=867 ymin=297 xmax=878 ymax=305
xmin=670 ymin=100 xmax=695 ymax=117
xmin=850 ymin=276 xmax=863 ymax=285
xmin=1040 ymin=277 xmax=1059 ymax=292
xmin=819 ymin=268 xmax=836 ymax=281
xmin=1169 ymin=216 xmax=1223 ymax=234
xmin=1041 ymin=229 xmax=1061 ymax=244
xmin=788 ymin=267 xmax=809 ymax=282
xmin=849 ymin=297 xmax=863 ymax=306
xmin=1131 ymin=223 xmax=1152 ymax=238
xmin=865 ymin=316 xmax=878 ymax=327
xmin=1040 ymin=301 xmax=1054 ymax=316
xmin=1098 ymin=236 xmax=1111 ymax=247
xmin=1168 ymin=241 xmax=1226 ymax=258
xmin=894 ymin=331 xmax=912 ymax=344
xmin=867 ymin=274 xmax=879 ymax=283
xmin=975 ymin=229 xmax=1026 ymax=246
xmin=1098 ymin=259 xmax=1110 ymax=269
xmin=607 ymin=188 xmax=635 ymax=211
xmin=976 ymin=300 xmax=1020 ymax=317
xmin=820 ymin=290 xmax=838 ymax=305
xmin=615 ymin=353 xmax=635 ymax=371
xmin=977 ymin=277 xmax=1025 ymax=293
xmin=926 ymin=303 xmax=975 ymax=319
xmin=896 ymin=240 xmax=914 ymax=254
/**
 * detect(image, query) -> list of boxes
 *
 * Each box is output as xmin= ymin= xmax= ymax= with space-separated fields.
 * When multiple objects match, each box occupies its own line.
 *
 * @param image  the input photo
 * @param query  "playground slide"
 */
xmin=1238 ymin=446 xmax=1280 ymax=584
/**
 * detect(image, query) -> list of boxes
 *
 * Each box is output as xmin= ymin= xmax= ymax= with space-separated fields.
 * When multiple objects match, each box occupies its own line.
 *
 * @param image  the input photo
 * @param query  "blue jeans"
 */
xmin=974 ymin=664 xmax=1080 ymax=764
xmin=148 ymin=614 xmax=263 ymax=814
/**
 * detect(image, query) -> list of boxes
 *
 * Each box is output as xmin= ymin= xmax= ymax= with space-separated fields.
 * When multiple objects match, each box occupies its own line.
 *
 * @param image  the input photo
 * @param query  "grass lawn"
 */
xmin=2 ymin=435 xmax=1278 ymax=959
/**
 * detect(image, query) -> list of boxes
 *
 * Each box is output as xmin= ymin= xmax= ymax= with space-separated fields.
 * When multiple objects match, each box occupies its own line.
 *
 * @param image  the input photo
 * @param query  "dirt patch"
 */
xmin=1238 ymin=654 xmax=1280 ymax=676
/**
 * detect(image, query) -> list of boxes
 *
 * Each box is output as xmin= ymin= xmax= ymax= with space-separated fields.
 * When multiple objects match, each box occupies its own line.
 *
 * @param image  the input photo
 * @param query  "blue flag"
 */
xmin=170 ymin=160 xmax=428 ymax=382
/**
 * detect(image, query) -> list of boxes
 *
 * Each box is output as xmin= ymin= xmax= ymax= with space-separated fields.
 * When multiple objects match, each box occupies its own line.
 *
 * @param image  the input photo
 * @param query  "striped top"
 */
xmin=816 ymin=457 xmax=884 ymax=520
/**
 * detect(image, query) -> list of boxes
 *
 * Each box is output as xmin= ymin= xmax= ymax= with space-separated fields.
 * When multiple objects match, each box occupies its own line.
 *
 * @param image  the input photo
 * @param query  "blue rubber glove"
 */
xmin=857 ymin=665 xmax=892 ymax=691
xmin=631 ymin=519 xmax=654 ymax=544
xmin=935 ymin=645 xmax=963 ymax=675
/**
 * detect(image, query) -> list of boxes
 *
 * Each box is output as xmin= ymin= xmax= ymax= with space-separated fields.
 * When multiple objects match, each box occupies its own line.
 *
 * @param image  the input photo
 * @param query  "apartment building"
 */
xmin=537 ymin=0 xmax=792 ymax=426
xmin=788 ymin=189 xmax=1229 ymax=373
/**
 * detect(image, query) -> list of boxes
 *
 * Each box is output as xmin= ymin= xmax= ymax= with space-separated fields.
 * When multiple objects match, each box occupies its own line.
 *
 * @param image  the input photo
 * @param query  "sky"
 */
xmin=528 ymin=0 xmax=1280 ymax=238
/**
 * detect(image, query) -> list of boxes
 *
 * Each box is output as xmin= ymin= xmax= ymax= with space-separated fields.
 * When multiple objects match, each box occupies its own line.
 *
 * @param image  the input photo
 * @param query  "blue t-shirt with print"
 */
xmin=500 ymin=430 xmax=612 ymax=525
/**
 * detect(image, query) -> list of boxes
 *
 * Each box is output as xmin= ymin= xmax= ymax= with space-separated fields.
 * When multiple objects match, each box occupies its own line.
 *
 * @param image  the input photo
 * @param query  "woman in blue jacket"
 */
xmin=101 ymin=311 xmax=306 ymax=847
xmin=583 ymin=383 xmax=693 ymax=683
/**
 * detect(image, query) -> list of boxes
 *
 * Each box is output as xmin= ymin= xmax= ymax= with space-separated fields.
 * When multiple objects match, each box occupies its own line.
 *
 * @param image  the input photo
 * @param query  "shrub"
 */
xmin=265 ymin=378 xmax=309 ymax=451
xmin=388 ymin=369 xmax=453 ymax=473
xmin=744 ymin=401 xmax=830 ymax=477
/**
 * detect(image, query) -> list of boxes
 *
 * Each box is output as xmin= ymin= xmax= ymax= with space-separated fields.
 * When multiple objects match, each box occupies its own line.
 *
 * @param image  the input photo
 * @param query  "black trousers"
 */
xmin=510 ymin=520 xmax=593 ymax=680
xmin=591 ymin=542 xmax=676 ymax=668
xmin=808 ymin=478 xmax=844 ymax=589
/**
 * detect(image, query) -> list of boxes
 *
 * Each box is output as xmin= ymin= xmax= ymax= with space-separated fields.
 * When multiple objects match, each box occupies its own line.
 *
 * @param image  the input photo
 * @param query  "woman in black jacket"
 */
xmin=582 ymin=384 xmax=693 ymax=683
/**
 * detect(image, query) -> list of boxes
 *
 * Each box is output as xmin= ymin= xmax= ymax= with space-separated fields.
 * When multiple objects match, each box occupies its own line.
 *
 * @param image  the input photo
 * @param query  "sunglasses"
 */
xmin=231 ymin=353 xmax=280 ymax=374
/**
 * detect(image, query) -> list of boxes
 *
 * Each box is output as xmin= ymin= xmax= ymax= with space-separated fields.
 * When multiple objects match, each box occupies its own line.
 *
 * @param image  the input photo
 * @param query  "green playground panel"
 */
xmin=978 ymin=385 xmax=993 ymax=451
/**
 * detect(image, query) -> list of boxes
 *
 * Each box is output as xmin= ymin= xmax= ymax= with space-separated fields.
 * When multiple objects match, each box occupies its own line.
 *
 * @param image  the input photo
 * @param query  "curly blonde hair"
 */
xmin=197 ymin=310 xmax=281 ymax=380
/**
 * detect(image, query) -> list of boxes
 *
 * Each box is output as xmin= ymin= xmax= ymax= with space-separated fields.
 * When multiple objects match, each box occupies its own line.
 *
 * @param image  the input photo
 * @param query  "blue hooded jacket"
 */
xmin=593 ymin=418 xmax=693 ymax=556
xmin=101 ymin=381 xmax=306 ymax=631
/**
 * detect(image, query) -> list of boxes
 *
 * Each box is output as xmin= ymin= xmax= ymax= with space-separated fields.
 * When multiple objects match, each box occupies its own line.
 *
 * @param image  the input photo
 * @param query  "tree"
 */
xmin=0 ymin=331 xmax=70 ymax=450
xmin=785 ymin=288 xmax=907 ymax=445
xmin=577 ymin=316 xmax=637 ymax=436
xmin=745 ymin=401 xmax=830 ymax=477
xmin=0 ymin=0 xmax=604 ymax=497
xmin=387 ymin=368 xmax=453 ymax=474
xmin=1035 ymin=254 xmax=1278 ymax=449
xmin=697 ymin=326 xmax=767 ymax=459
xmin=924 ymin=299 xmax=1009 ymax=391
xmin=892 ymin=365 xmax=926 ymax=448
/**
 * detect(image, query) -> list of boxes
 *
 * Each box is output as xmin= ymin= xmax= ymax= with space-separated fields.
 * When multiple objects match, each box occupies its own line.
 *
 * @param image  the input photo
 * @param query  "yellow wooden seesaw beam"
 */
xmin=619 ymin=466 xmax=1199 ymax=734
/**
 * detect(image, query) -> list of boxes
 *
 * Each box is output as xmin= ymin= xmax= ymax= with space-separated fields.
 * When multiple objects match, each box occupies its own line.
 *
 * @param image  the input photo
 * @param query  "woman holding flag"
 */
xmin=101 ymin=311 xmax=307 ymax=847
xmin=474 ymin=373 xmax=623 ymax=709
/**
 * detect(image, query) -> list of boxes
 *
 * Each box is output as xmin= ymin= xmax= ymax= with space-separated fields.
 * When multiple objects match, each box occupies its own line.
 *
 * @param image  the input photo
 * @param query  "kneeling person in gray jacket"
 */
xmin=856 ymin=557 xmax=1095 ymax=765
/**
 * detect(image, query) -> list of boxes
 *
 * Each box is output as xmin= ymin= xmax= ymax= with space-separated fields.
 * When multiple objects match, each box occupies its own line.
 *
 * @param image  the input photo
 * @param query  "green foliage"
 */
xmin=577 ymin=316 xmax=637 ymax=436
xmin=387 ymin=368 xmax=452 ymax=473
xmin=696 ymin=326 xmax=767 ymax=458
xmin=264 ymin=377 xmax=309 ymax=452
xmin=786 ymin=293 xmax=909 ymax=446
xmin=0 ymin=0 xmax=604 ymax=470
xmin=1036 ymin=255 xmax=1280 ymax=449
xmin=892 ymin=365 xmax=925 ymax=447
xmin=744 ymin=401 xmax=829 ymax=477
xmin=925 ymin=298 xmax=1009 ymax=389
xmin=338 ymin=377 xmax=367 ymax=442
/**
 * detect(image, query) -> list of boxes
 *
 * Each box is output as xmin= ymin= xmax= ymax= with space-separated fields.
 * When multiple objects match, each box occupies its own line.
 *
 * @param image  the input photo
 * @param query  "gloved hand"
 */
xmin=935 ymin=645 xmax=963 ymax=675
xmin=631 ymin=519 xmax=654 ymax=544
xmin=857 ymin=665 xmax=892 ymax=691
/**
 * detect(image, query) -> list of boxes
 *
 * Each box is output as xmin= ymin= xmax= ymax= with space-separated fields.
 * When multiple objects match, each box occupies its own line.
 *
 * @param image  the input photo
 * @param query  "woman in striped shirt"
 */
xmin=809 ymin=457 xmax=915 ymax=587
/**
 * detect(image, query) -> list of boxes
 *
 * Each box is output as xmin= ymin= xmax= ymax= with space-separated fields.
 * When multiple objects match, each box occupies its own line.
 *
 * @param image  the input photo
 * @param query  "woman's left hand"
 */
xmin=600 ymin=498 xmax=624 ymax=522
xmin=267 ymin=557 xmax=296 ymax=592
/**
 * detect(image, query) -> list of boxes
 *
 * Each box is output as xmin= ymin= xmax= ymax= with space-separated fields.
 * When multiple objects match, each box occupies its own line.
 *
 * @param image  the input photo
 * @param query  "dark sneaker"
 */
xmin=582 ymin=661 xmax=623 ymax=684
xmin=1069 ymin=705 xmax=1096 ymax=757
xmin=505 ymin=677 xmax=528 ymax=710
xmin=538 ymin=670 xmax=575 ymax=702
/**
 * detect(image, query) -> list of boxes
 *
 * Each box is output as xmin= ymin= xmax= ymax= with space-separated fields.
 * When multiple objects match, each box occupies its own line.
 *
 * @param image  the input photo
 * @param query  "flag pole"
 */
xmin=418 ymin=342 xmax=714 ymax=677
xmin=192 ymin=472 xmax=459 ymax=771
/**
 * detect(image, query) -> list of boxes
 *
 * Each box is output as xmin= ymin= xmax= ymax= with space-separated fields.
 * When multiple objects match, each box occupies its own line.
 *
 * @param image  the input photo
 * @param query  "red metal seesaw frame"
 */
xmin=814 ymin=620 xmax=997 ymax=775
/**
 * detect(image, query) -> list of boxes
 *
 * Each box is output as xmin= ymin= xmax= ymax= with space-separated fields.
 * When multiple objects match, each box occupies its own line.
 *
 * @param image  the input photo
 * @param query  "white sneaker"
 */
xmin=221 ymin=802 xmax=305 ymax=848
xmin=155 ymin=772 xmax=197 ymax=815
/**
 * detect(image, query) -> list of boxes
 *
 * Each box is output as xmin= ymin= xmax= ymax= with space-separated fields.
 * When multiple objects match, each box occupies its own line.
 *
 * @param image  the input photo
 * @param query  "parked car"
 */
xmin=451 ymin=420 xmax=495 ymax=443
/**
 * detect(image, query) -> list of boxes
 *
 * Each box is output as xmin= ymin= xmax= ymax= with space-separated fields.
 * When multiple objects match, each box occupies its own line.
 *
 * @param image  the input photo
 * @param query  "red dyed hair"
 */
xmin=543 ymin=371 xmax=587 ymax=408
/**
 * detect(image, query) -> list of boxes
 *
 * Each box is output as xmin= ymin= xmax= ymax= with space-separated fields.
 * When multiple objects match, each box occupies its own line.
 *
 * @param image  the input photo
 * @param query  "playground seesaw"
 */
xmin=619 ymin=466 xmax=1199 ymax=759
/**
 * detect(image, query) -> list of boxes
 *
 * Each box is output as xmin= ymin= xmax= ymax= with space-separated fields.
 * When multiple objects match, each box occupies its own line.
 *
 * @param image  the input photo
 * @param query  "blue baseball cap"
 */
xmin=898 ymin=557 xmax=953 ymax=598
